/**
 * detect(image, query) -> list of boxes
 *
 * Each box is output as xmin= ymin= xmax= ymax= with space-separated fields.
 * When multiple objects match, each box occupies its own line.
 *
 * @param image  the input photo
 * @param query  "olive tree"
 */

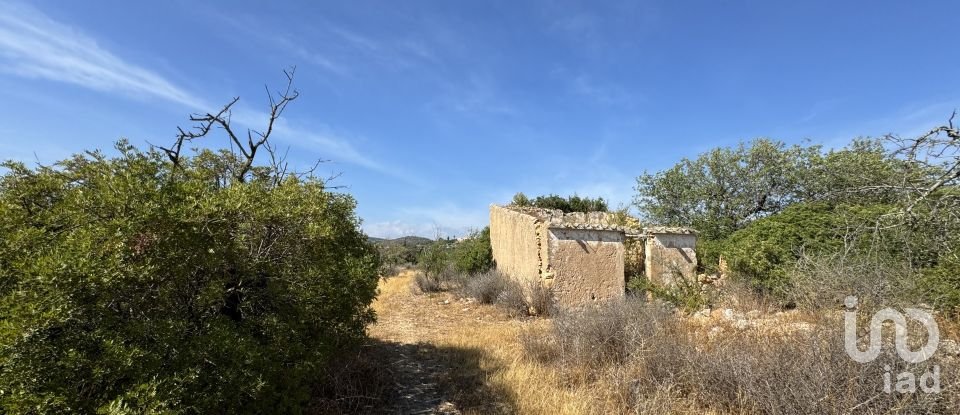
xmin=634 ymin=138 xmax=819 ymax=240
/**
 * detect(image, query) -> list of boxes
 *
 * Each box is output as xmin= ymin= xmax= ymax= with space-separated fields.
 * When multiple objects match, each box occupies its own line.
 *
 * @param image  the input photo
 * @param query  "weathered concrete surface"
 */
xmin=644 ymin=232 xmax=698 ymax=286
xmin=489 ymin=205 xmax=543 ymax=284
xmin=490 ymin=204 xmax=698 ymax=310
xmin=548 ymin=228 xmax=625 ymax=306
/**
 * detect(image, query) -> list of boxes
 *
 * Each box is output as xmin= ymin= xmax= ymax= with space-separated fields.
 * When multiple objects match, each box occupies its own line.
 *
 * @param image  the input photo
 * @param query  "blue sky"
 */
xmin=1 ymin=1 xmax=958 ymax=238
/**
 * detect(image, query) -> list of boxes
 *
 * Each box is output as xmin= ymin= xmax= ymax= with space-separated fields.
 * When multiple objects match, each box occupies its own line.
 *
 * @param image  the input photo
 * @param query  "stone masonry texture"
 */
xmin=489 ymin=205 xmax=697 ymax=309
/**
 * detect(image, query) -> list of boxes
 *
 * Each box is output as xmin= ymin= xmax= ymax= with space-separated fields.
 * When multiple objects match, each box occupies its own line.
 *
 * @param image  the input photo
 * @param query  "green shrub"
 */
xmin=452 ymin=227 xmax=493 ymax=274
xmin=0 ymin=143 xmax=380 ymax=413
xmin=694 ymin=237 xmax=726 ymax=275
xmin=632 ymin=273 xmax=715 ymax=313
xmin=721 ymin=203 xmax=850 ymax=296
xmin=374 ymin=236 xmax=431 ymax=276
xmin=416 ymin=239 xmax=450 ymax=278
xmin=918 ymin=251 xmax=960 ymax=314
xmin=511 ymin=192 xmax=531 ymax=206
xmin=510 ymin=193 xmax=607 ymax=213
xmin=459 ymin=269 xmax=509 ymax=304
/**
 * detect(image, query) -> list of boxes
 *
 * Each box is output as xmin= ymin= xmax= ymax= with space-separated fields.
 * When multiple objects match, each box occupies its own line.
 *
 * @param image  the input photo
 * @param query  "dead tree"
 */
xmin=158 ymin=67 xmax=303 ymax=183
xmin=894 ymin=112 xmax=960 ymax=216
xmin=860 ymin=113 xmax=960 ymax=260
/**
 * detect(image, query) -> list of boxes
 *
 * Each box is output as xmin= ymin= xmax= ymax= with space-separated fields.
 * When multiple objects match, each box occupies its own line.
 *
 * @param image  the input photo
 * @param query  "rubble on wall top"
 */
xmin=492 ymin=205 xmax=698 ymax=236
xmin=494 ymin=204 xmax=642 ymax=233
xmin=642 ymin=226 xmax=697 ymax=235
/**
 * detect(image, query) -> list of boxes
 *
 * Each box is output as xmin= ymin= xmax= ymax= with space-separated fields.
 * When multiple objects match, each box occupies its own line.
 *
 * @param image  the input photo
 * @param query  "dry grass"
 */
xmin=367 ymin=270 xmax=613 ymax=413
xmin=368 ymin=272 xmax=712 ymax=413
xmin=460 ymin=269 xmax=510 ymax=304
xmin=352 ymin=271 xmax=960 ymax=414
xmin=521 ymin=298 xmax=960 ymax=414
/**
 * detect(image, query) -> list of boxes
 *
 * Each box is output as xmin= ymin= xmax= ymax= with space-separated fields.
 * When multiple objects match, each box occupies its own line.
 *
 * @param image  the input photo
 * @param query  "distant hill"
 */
xmin=369 ymin=235 xmax=434 ymax=246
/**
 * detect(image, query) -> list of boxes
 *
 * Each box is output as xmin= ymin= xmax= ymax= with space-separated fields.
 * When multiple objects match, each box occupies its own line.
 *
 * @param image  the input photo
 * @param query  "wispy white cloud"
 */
xmin=210 ymin=10 xmax=441 ymax=78
xmin=570 ymin=74 xmax=638 ymax=107
xmin=0 ymin=2 xmax=205 ymax=109
xmin=218 ymin=107 xmax=423 ymax=185
xmin=813 ymin=100 xmax=959 ymax=149
xmin=797 ymin=97 xmax=845 ymax=124
xmin=364 ymin=141 xmax=640 ymax=239
xmin=436 ymin=74 xmax=518 ymax=116
xmin=329 ymin=26 xmax=380 ymax=53
xmin=0 ymin=2 xmax=415 ymax=181
xmin=266 ymin=33 xmax=352 ymax=78
xmin=549 ymin=66 xmax=641 ymax=108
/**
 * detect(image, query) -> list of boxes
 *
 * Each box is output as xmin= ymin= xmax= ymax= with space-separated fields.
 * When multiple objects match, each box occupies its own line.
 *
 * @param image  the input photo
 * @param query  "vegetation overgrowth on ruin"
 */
xmin=510 ymin=192 xmax=609 ymax=213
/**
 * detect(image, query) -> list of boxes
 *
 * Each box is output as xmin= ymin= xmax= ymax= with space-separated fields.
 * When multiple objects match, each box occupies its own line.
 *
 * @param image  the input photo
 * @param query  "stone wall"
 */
xmin=547 ymin=228 xmax=625 ymax=306
xmin=490 ymin=205 xmax=698 ymax=310
xmin=489 ymin=205 xmax=544 ymax=284
xmin=644 ymin=231 xmax=698 ymax=286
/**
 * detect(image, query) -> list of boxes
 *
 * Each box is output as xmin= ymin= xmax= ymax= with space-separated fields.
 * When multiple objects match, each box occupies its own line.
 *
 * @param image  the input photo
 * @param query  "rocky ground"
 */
xmin=364 ymin=270 xmax=520 ymax=414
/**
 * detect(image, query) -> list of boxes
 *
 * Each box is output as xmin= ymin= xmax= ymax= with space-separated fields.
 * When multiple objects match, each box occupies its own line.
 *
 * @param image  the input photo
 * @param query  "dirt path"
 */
xmin=365 ymin=271 xmax=518 ymax=414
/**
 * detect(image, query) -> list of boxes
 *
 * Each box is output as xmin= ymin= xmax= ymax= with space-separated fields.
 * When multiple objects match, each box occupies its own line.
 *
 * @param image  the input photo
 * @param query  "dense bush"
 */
xmin=413 ymin=271 xmax=444 ymax=293
xmin=452 ymin=227 xmax=493 ymax=274
xmin=787 ymin=253 xmax=920 ymax=310
xmin=0 ymin=143 xmax=380 ymax=413
xmin=499 ymin=277 xmax=555 ymax=317
xmin=918 ymin=250 xmax=960 ymax=314
xmin=375 ymin=236 xmax=433 ymax=276
xmin=511 ymin=192 xmax=608 ymax=213
xmin=460 ymin=269 xmax=509 ymax=304
xmin=416 ymin=239 xmax=451 ymax=278
xmin=720 ymin=203 xmax=845 ymax=295
xmin=630 ymin=273 xmax=715 ymax=313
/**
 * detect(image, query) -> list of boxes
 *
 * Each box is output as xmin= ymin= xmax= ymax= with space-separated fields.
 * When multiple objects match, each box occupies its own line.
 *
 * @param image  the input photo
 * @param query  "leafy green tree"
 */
xmin=634 ymin=118 xmax=960 ymax=312
xmin=417 ymin=239 xmax=450 ymax=278
xmin=511 ymin=192 xmax=531 ymax=206
xmin=511 ymin=193 xmax=608 ymax=213
xmin=802 ymin=139 xmax=909 ymax=204
xmin=634 ymin=138 xmax=819 ymax=240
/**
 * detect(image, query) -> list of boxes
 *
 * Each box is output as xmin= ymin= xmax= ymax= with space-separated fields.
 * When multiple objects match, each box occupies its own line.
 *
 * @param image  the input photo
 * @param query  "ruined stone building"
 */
xmin=488 ymin=205 xmax=697 ymax=308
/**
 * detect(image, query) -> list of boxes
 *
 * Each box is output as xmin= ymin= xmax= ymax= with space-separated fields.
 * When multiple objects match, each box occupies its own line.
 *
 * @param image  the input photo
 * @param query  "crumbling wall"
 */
xmin=547 ymin=228 xmax=625 ymax=306
xmin=644 ymin=232 xmax=698 ymax=286
xmin=490 ymin=205 xmax=699 ymax=310
xmin=489 ymin=205 xmax=543 ymax=284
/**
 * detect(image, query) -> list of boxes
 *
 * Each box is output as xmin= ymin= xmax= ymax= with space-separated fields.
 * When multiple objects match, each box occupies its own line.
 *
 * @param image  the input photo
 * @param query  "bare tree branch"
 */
xmin=156 ymin=67 xmax=314 ymax=184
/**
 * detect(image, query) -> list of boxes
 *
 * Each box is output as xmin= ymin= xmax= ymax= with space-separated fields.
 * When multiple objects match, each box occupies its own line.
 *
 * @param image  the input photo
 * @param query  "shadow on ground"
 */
xmin=310 ymin=339 xmax=514 ymax=414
